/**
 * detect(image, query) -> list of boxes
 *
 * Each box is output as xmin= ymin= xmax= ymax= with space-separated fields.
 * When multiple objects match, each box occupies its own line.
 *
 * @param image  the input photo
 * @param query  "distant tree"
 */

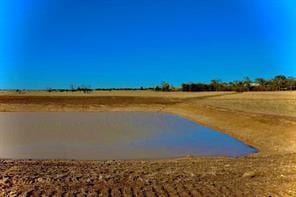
xmin=221 ymin=82 xmax=231 ymax=91
xmin=243 ymin=77 xmax=252 ymax=91
xmin=255 ymin=78 xmax=266 ymax=86
xmin=255 ymin=78 xmax=266 ymax=91
xmin=161 ymin=82 xmax=171 ymax=92
xmin=77 ymin=85 xmax=93 ymax=94
xmin=287 ymin=77 xmax=296 ymax=90
xmin=210 ymin=80 xmax=222 ymax=91
xmin=233 ymin=81 xmax=246 ymax=92
xmin=272 ymin=75 xmax=287 ymax=90
xmin=182 ymin=83 xmax=190 ymax=91
xmin=154 ymin=86 xmax=161 ymax=91
xmin=16 ymin=89 xmax=23 ymax=94
xmin=70 ymin=84 xmax=76 ymax=92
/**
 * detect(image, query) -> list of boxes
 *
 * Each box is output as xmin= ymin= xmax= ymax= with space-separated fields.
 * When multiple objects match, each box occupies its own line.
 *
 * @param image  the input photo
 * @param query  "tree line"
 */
xmin=43 ymin=85 xmax=154 ymax=94
xmin=156 ymin=75 xmax=296 ymax=92
xmin=17 ymin=74 xmax=294 ymax=94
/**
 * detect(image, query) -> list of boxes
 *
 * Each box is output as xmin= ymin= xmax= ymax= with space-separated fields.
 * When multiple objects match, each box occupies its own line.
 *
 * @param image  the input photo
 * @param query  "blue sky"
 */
xmin=0 ymin=0 xmax=295 ymax=89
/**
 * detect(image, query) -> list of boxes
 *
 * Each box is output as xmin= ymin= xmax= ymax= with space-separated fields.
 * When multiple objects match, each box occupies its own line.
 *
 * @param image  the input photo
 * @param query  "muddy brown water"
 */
xmin=0 ymin=112 xmax=256 ymax=160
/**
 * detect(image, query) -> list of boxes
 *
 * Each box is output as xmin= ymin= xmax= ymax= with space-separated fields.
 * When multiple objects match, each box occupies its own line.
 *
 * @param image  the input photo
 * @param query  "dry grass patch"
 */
xmin=0 ymin=90 xmax=231 ymax=98
xmin=199 ymin=91 xmax=296 ymax=117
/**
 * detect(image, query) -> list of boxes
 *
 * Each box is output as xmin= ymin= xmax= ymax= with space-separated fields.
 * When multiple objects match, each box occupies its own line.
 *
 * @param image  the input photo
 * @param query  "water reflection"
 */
xmin=0 ymin=112 xmax=256 ymax=160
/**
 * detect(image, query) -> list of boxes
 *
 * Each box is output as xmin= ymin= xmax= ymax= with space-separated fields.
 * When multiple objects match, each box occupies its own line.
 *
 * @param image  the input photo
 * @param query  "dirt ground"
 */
xmin=0 ymin=91 xmax=296 ymax=196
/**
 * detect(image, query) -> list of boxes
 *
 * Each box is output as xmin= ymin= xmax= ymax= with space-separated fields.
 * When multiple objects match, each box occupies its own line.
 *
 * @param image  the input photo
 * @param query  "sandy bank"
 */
xmin=0 ymin=91 xmax=296 ymax=196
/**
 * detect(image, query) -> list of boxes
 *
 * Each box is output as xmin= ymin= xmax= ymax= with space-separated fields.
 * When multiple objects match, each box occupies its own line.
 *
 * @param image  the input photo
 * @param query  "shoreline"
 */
xmin=0 ymin=91 xmax=295 ymax=195
xmin=0 ymin=109 xmax=259 ymax=161
xmin=0 ymin=107 xmax=263 ymax=158
xmin=0 ymin=93 xmax=294 ymax=158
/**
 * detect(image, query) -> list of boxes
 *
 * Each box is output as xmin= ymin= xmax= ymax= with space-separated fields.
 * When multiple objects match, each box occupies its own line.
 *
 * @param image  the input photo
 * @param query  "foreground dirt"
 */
xmin=0 ymin=91 xmax=296 ymax=196
xmin=1 ymin=154 xmax=296 ymax=196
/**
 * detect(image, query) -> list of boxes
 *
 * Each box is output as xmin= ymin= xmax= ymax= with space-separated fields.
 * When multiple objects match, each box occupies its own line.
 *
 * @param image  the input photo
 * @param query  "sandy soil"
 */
xmin=0 ymin=91 xmax=296 ymax=196
xmin=0 ymin=90 xmax=230 ymax=98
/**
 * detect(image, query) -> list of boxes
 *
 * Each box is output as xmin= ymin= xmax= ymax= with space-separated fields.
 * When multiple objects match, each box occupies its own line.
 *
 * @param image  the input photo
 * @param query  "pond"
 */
xmin=0 ymin=112 xmax=256 ymax=160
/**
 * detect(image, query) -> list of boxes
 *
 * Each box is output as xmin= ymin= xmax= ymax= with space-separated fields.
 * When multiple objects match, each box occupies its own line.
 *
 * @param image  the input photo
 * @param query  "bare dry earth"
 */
xmin=0 ymin=91 xmax=296 ymax=196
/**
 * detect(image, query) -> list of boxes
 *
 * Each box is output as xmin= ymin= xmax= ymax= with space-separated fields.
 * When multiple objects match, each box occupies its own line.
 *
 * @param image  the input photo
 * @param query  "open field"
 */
xmin=0 ymin=90 xmax=230 ymax=98
xmin=0 ymin=91 xmax=234 ymax=112
xmin=203 ymin=91 xmax=296 ymax=117
xmin=0 ymin=91 xmax=296 ymax=196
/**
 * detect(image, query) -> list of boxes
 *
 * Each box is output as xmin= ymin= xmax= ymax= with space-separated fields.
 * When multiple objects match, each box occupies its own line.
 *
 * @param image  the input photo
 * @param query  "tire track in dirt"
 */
xmin=1 ymin=154 xmax=296 ymax=196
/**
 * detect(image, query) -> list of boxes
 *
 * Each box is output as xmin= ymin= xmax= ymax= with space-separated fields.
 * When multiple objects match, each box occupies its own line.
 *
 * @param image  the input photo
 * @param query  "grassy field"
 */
xmin=0 ymin=90 xmax=233 ymax=112
xmin=0 ymin=90 xmax=230 ymax=98
xmin=203 ymin=91 xmax=296 ymax=117
xmin=0 ymin=90 xmax=296 ymax=196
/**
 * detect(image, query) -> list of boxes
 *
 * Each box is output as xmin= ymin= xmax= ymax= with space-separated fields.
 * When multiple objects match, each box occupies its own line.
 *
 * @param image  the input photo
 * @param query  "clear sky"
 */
xmin=0 ymin=0 xmax=295 ymax=89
